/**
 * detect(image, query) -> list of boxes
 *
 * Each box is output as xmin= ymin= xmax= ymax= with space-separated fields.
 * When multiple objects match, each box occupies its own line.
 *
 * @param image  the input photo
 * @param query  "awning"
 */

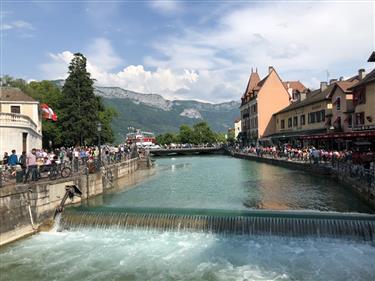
xmin=302 ymin=130 xmax=375 ymax=140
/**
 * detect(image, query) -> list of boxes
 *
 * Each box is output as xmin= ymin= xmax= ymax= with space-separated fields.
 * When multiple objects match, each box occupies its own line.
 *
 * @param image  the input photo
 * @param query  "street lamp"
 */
xmin=97 ymin=122 xmax=102 ymax=166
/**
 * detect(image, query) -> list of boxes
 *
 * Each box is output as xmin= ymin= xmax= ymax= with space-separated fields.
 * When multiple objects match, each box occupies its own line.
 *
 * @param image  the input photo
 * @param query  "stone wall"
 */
xmin=0 ymin=158 xmax=139 ymax=246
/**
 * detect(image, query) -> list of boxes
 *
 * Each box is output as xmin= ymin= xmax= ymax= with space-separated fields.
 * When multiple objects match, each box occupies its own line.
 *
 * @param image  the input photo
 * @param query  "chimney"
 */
xmin=339 ymin=76 xmax=344 ymax=81
xmin=329 ymin=79 xmax=337 ymax=85
xmin=268 ymin=66 xmax=274 ymax=74
xmin=358 ymin=69 xmax=366 ymax=80
xmin=320 ymin=81 xmax=328 ymax=92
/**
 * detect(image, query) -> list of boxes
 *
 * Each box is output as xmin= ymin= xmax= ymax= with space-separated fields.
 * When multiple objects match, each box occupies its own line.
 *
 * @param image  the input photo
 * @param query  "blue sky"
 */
xmin=1 ymin=0 xmax=374 ymax=102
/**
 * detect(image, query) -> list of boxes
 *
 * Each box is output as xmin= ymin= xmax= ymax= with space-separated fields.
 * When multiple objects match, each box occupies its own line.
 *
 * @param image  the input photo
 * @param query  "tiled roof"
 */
xmin=282 ymin=81 xmax=306 ymax=93
xmin=335 ymin=81 xmax=357 ymax=93
xmin=0 ymin=87 xmax=36 ymax=102
xmin=275 ymin=84 xmax=334 ymax=115
xmin=243 ymin=71 xmax=261 ymax=98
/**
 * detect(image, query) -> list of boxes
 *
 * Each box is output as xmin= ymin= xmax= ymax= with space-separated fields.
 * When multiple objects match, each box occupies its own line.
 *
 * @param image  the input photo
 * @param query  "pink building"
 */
xmin=239 ymin=67 xmax=305 ymax=145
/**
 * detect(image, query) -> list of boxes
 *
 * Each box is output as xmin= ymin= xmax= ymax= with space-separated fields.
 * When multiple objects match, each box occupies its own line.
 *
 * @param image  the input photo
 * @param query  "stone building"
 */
xmin=0 ymin=87 xmax=42 ymax=156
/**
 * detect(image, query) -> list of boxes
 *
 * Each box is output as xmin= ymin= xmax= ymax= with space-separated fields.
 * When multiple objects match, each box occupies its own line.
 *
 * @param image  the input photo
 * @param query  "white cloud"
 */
xmin=143 ymin=2 xmax=374 ymax=98
xmin=86 ymin=38 xmax=122 ymax=72
xmin=40 ymin=2 xmax=374 ymax=103
xmin=149 ymin=0 xmax=182 ymax=14
xmin=1 ymin=20 xmax=34 ymax=30
xmin=40 ymin=39 xmax=199 ymax=100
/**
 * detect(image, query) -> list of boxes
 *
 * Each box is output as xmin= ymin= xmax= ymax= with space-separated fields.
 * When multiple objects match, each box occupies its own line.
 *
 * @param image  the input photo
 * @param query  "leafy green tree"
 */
xmin=179 ymin=124 xmax=193 ymax=143
xmin=60 ymin=53 xmax=100 ymax=146
xmin=156 ymin=132 xmax=178 ymax=145
xmin=192 ymin=121 xmax=216 ymax=144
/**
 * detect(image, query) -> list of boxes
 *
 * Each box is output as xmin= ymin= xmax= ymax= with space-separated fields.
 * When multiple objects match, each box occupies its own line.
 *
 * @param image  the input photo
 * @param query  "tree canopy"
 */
xmin=1 ymin=53 xmax=116 ymax=147
xmin=156 ymin=122 xmax=226 ymax=145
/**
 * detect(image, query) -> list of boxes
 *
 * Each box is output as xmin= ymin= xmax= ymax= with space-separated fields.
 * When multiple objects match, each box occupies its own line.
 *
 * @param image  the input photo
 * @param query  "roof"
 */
xmin=242 ymin=71 xmax=261 ymax=98
xmin=275 ymin=84 xmax=333 ymax=115
xmin=349 ymin=68 xmax=375 ymax=89
xmin=282 ymin=81 xmax=306 ymax=93
xmin=368 ymin=51 xmax=375 ymax=62
xmin=0 ymin=87 xmax=36 ymax=102
xmin=326 ymin=80 xmax=358 ymax=98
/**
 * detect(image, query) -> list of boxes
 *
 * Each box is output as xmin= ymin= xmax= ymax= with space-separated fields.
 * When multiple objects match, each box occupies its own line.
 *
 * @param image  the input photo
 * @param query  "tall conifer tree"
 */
xmin=60 ymin=53 xmax=99 ymax=146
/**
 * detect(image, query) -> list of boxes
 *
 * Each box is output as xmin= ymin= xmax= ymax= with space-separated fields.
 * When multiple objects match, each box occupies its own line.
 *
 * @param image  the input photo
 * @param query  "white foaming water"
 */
xmin=1 ymin=229 xmax=375 ymax=281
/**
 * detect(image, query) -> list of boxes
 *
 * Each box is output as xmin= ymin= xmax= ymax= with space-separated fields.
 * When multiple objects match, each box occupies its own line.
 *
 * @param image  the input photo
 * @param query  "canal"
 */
xmin=1 ymin=155 xmax=375 ymax=281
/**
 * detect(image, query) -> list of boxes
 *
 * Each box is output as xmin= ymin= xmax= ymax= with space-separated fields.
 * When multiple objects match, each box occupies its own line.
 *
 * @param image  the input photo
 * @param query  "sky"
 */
xmin=1 ymin=0 xmax=374 ymax=103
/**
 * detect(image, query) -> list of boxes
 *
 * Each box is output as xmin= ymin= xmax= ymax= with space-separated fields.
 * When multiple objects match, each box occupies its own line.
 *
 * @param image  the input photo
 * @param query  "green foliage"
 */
xmin=191 ymin=122 xmax=216 ymax=144
xmin=2 ymin=58 xmax=117 ymax=147
xmin=60 ymin=53 xmax=98 ymax=146
xmin=156 ymin=132 xmax=179 ymax=145
xmin=156 ymin=122 xmax=226 ymax=145
xmin=102 ymin=97 xmax=239 ymax=144
xmin=179 ymin=124 xmax=193 ymax=144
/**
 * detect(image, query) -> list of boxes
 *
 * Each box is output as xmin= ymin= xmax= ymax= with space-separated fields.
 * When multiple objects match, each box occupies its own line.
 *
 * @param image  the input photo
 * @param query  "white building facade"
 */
xmin=0 ymin=87 xmax=42 ymax=156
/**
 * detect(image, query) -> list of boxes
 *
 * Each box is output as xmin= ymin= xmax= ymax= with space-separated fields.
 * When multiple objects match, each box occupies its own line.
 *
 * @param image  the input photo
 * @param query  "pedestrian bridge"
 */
xmin=150 ymin=146 xmax=224 ymax=156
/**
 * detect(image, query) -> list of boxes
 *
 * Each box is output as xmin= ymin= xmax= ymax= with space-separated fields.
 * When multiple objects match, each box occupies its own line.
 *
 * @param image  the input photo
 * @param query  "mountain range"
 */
xmin=53 ymin=80 xmax=240 ymax=143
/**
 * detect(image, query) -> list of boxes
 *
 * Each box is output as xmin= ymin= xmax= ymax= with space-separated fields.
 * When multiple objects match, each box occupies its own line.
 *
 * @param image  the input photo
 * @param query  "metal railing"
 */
xmin=0 ymin=153 xmax=138 ymax=188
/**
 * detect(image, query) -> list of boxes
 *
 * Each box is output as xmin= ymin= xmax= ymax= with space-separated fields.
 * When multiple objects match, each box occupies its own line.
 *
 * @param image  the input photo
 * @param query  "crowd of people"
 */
xmin=237 ymin=145 xmax=356 ymax=164
xmin=1 ymin=144 xmax=135 ymax=184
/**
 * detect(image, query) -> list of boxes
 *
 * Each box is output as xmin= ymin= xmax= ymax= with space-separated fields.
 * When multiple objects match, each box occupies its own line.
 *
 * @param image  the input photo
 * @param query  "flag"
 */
xmin=41 ymin=103 xmax=57 ymax=121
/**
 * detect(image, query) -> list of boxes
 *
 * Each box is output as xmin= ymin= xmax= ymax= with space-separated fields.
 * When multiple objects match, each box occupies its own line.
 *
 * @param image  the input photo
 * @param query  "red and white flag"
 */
xmin=41 ymin=103 xmax=57 ymax=121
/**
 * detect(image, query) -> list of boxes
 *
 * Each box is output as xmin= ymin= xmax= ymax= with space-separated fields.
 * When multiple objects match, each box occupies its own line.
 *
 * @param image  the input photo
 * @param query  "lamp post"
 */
xmin=97 ymin=122 xmax=102 ymax=166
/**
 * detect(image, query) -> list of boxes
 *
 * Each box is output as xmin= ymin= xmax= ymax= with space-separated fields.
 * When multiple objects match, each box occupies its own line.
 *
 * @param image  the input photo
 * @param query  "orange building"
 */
xmin=239 ymin=67 xmax=305 ymax=145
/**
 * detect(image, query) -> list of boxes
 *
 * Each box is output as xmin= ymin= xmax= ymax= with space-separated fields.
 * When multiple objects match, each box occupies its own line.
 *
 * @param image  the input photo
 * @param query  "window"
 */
xmin=355 ymin=112 xmax=365 ymax=126
xmin=288 ymin=117 xmax=292 ymax=128
xmin=336 ymin=97 xmax=341 ymax=111
xmin=300 ymin=115 xmax=305 ymax=125
xmin=281 ymin=120 xmax=285 ymax=129
xmin=10 ymin=106 xmax=20 ymax=114
xmin=308 ymin=112 xmax=315 ymax=124
xmin=316 ymin=111 xmax=321 ymax=123
xmin=347 ymin=114 xmax=352 ymax=128
xmin=293 ymin=116 xmax=298 ymax=127
xmin=321 ymin=110 xmax=325 ymax=122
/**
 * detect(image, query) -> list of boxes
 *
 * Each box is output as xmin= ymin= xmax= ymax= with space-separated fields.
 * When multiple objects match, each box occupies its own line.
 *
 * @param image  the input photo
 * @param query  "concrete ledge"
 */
xmin=0 ymin=158 xmax=142 ymax=246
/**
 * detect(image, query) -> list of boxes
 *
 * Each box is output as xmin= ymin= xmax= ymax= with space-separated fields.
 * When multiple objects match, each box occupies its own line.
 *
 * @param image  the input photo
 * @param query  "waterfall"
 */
xmin=59 ymin=207 xmax=375 ymax=241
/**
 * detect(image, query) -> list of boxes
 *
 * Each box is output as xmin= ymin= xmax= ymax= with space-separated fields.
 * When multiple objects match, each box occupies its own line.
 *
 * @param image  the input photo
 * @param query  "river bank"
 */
xmin=0 ymin=158 xmax=145 ymax=246
xmin=230 ymin=151 xmax=375 ymax=208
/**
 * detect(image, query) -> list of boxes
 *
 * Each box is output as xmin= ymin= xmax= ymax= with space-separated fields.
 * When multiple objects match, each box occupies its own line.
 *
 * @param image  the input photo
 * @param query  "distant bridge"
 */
xmin=150 ymin=146 xmax=225 ymax=156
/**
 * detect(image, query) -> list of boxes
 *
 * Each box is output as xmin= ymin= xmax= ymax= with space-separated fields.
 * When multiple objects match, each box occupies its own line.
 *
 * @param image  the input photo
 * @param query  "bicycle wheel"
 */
xmin=61 ymin=167 xmax=72 ymax=178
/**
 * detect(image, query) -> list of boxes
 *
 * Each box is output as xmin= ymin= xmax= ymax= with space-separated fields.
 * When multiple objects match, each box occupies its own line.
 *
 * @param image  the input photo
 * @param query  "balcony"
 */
xmin=0 ymin=112 xmax=39 ymax=133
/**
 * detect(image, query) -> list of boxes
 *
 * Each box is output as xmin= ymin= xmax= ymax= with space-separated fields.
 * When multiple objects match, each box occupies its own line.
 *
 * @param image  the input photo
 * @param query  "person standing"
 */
xmin=8 ymin=150 xmax=18 ymax=168
xmin=24 ymin=149 xmax=38 ymax=182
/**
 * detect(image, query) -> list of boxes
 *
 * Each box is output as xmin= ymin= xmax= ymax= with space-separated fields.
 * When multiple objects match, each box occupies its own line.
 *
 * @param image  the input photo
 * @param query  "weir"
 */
xmin=60 ymin=207 xmax=375 ymax=241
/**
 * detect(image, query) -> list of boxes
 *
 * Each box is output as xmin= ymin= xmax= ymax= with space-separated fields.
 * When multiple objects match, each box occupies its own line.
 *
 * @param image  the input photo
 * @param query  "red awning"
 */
xmin=302 ymin=131 xmax=375 ymax=140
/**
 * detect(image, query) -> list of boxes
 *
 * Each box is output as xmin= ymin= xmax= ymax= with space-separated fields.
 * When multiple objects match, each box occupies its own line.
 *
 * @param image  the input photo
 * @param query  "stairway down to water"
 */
xmin=60 ymin=207 xmax=375 ymax=241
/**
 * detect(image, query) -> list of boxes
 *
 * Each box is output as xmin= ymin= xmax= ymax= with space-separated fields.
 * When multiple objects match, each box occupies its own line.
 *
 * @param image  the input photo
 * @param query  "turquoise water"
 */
xmin=1 ymin=155 xmax=375 ymax=281
xmin=93 ymin=155 xmax=373 ymax=213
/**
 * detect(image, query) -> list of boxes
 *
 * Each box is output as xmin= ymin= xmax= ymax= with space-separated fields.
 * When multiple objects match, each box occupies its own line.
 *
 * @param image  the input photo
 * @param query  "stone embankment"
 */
xmin=231 ymin=151 xmax=375 ymax=208
xmin=0 ymin=158 xmax=144 ymax=246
